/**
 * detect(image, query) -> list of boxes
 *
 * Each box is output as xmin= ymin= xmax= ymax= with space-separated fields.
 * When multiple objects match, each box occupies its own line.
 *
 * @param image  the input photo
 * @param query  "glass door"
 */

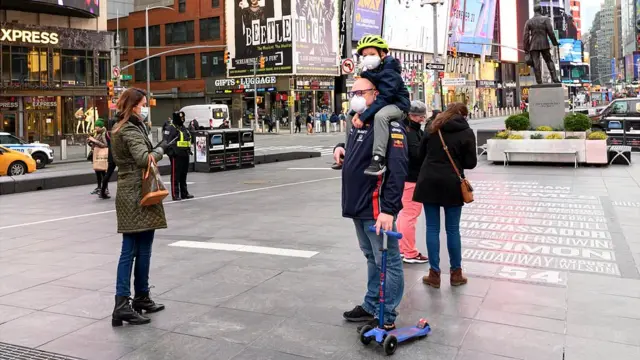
xmin=25 ymin=111 xmax=56 ymax=144
xmin=0 ymin=112 xmax=17 ymax=136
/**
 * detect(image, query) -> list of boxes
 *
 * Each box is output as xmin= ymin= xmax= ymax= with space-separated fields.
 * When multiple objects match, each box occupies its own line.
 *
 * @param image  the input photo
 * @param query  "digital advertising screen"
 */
xmin=558 ymin=39 xmax=583 ymax=63
xmin=33 ymin=0 xmax=100 ymax=16
xmin=500 ymin=0 xmax=518 ymax=62
xmin=448 ymin=0 xmax=497 ymax=55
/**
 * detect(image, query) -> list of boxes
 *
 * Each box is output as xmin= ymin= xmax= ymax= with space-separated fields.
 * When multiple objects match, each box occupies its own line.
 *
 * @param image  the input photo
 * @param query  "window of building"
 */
xmin=179 ymin=0 xmax=186 ymax=13
xmin=134 ymin=25 xmax=160 ymax=47
xmin=165 ymin=21 xmax=194 ymax=44
xmin=200 ymin=17 xmax=221 ymax=41
xmin=212 ymin=0 xmax=220 ymax=7
xmin=115 ymin=29 xmax=128 ymax=54
xmin=52 ymin=50 xmax=61 ymax=85
xmin=0 ymin=46 xmax=9 ymax=86
xmin=61 ymin=50 xmax=87 ymax=86
xmin=201 ymin=51 xmax=224 ymax=77
xmin=166 ymin=54 xmax=195 ymax=80
xmin=98 ymin=52 xmax=111 ymax=85
xmin=86 ymin=51 xmax=94 ymax=86
xmin=11 ymin=47 xmax=28 ymax=84
xmin=134 ymin=57 xmax=161 ymax=82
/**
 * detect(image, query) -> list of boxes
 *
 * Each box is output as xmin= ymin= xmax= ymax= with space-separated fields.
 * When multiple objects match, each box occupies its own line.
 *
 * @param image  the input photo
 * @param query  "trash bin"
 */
xmin=240 ymin=129 xmax=255 ymax=167
xmin=193 ymin=130 xmax=225 ymax=172
xmin=224 ymin=129 xmax=241 ymax=168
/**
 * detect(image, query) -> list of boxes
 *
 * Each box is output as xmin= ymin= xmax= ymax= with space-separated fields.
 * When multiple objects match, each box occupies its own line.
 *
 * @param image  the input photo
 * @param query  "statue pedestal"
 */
xmin=529 ymin=84 xmax=565 ymax=129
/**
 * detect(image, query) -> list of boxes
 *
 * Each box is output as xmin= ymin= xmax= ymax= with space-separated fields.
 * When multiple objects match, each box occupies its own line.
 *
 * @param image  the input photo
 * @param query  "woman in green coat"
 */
xmin=110 ymin=88 xmax=169 ymax=326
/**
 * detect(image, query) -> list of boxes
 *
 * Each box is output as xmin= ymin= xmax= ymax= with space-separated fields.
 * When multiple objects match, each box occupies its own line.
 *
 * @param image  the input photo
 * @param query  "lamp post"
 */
xmin=145 ymin=5 xmax=174 ymax=126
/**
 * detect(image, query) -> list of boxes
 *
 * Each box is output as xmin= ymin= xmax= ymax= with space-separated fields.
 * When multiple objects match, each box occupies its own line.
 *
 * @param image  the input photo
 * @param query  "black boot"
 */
xmin=132 ymin=292 xmax=165 ymax=314
xmin=112 ymin=295 xmax=150 ymax=326
xmin=364 ymin=155 xmax=387 ymax=176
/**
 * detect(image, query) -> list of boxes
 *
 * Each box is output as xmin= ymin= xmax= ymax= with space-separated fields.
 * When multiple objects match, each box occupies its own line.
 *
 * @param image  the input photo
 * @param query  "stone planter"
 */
xmin=585 ymin=140 xmax=608 ymax=164
xmin=487 ymin=135 xmax=587 ymax=163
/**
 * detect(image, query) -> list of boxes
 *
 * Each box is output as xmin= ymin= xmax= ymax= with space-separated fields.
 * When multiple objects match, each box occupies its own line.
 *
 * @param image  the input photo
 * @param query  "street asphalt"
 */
xmin=1 ymin=146 xmax=640 ymax=359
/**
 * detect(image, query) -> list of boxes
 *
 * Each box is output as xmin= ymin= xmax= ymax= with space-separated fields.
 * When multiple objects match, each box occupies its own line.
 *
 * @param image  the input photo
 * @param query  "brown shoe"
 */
xmin=450 ymin=268 xmax=468 ymax=286
xmin=422 ymin=269 xmax=441 ymax=288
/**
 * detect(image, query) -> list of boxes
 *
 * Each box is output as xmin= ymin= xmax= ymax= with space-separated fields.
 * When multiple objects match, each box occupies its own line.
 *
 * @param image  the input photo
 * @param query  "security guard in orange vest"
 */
xmin=164 ymin=111 xmax=194 ymax=201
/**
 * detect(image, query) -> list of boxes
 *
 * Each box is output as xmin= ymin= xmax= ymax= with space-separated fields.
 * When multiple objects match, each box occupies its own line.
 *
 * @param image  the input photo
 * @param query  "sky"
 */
xmin=581 ymin=0 xmax=602 ymax=34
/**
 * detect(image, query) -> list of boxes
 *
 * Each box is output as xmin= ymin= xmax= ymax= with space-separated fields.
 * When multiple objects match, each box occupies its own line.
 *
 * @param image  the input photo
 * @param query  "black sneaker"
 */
xmin=90 ymin=188 xmax=100 ymax=195
xmin=343 ymin=305 xmax=374 ymax=322
xmin=364 ymin=155 xmax=386 ymax=176
xmin=182 ymin=194 xmax=194 ymax=199
xmin=357 ymin=318 xmax=396 ymax=333
xmin=331 ymin=162 xmax=343 ymax=170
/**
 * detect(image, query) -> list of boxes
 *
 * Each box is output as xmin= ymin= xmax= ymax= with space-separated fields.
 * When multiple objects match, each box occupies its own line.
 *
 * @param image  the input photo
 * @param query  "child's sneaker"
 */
xmin=364 ymin=155 xmax=386 ymax=176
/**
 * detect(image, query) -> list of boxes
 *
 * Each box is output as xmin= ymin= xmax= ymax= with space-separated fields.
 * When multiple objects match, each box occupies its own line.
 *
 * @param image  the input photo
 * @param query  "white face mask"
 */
xmin=350 ymin=96 xmax=368 ymax=114
xmin=361 ymin=55 xmax=381 ymax=71
xmin=139 ymin=106 xmax=149 ymax=120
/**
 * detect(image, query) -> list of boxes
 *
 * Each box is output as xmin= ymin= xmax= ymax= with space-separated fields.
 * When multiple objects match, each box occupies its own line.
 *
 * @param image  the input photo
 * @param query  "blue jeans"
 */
xmin=423 ymin=204 xmax=463 ymax=272
xmin=116 ymin=230 xmax=155 ymax=297
xmin=353 ymin=219 xmax=404 ymax=324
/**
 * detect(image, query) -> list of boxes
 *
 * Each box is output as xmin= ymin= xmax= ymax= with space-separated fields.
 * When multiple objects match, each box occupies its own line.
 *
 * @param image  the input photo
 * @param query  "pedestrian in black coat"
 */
xmin=413 ymin=103 xmax=477 ymax=289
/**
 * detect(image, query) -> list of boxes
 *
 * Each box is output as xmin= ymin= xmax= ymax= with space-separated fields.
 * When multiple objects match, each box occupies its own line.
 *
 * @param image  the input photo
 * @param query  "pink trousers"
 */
xmin=397 ymin=182 xmax=422 ymax=258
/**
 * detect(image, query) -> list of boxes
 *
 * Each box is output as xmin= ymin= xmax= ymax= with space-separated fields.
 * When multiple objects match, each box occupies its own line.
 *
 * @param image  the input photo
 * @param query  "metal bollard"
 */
xmin=60 ymin=139 xmax=68 ymax=160
xmin=237 ymin=119 xmax=242 ymax=129
xmin=340 ymin=120 xmax=345 ymax=132
xmin=157 ymin=128 xmax=163 ymax=142
xmin=276 ymin=120 xmax=280 ymax=133
xmin=250 ymin=120 xmax=255 ymax=131
xmin=290 ymin=120 xmax=294 ymax=134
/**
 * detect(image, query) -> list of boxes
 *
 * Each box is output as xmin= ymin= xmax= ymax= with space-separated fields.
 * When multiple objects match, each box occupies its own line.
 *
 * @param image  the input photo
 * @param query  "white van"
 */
xmin=180 ymin=104 xmax=230 ymax=129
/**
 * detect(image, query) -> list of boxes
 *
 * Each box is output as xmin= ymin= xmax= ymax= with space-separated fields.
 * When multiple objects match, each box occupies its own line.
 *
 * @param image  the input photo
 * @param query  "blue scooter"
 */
xmin=359 ymin=226 xmax=432 ymax=356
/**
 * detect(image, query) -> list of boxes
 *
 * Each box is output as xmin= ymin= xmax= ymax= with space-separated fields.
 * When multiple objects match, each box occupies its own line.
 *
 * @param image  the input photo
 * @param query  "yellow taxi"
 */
xmin=0 ymin=145 xmax=37 ymax=176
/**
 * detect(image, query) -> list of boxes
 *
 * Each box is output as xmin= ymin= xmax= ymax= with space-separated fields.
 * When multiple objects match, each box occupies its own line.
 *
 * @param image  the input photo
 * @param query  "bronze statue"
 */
xmin=523 ymin=5 xmax=561 ymax=84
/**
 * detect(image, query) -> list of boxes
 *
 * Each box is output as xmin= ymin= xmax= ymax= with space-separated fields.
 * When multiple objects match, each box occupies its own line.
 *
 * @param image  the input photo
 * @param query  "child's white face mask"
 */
xmin=350 ymin=96 xmax=368 ymax=114
xmin=361 ymin=55 xmax=381 ymax=71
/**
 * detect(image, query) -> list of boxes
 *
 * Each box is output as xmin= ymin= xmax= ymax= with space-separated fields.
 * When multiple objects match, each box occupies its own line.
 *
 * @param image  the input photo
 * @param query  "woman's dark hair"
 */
xmin=428 ymin=103 xmax=468 ymax=134
xmin=113 ymin=88 xmax=146 ymax=133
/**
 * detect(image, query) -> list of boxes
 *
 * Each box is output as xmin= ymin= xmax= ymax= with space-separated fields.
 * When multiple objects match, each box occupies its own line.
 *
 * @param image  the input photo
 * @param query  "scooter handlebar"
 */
xmin=367 ymin=225 xmax=403 ymax=239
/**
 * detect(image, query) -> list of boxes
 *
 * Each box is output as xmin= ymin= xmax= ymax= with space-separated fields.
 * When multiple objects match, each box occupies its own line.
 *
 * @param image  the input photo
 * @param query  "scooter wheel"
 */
xmin=359 ymin=325 xmax=374 ymax=345
xmin=383 ymin=334 xmax=398 ymax=355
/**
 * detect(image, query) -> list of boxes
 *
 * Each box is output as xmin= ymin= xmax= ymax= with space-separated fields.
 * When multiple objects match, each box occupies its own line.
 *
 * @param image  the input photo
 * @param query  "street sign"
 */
xmin=341 ymin=58 xmax=355 ymax=74
xmin=120 ymin=74 xmax=132 ymax=80
xmin=112 ymin=66 xmax=120 ymax=79
xmin=425 ymin=63 xmax=445 ymax=71
xmin=441 ymin=78 xmax=466 ymax=86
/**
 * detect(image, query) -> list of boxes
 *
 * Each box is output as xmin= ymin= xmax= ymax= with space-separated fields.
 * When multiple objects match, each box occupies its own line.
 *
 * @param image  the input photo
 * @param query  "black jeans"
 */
xmin=101 ymin=160 xmax=116 ymax=194
xmin=95 ymin=171 xmax=106 ymax=188
xmin=295 ymin=123 xmax=301 ymax=133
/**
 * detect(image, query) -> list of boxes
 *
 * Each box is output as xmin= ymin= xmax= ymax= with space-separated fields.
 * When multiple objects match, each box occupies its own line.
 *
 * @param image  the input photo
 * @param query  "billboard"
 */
xmin=382 ymin=0 xmax=450 ymax=54
xmin=353 ymin=0 xmax=385 ymax=41
xmin=294 ymin=0 xmax=340 ymax=75
xmin=31 ymin=0 xmax=99 ymax=16
xmin=449 ymin=0 xmax=497 ymax=55
xmin=500 ymin=0 xmax=518 ymax=62
xmin=226 ymin=0 xmax=293 ymax=76
xmin=558 ymin=39 xmax=582 ymax=62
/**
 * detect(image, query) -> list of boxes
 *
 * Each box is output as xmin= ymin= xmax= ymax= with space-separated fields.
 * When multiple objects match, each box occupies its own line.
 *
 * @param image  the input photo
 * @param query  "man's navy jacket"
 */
xmin=338 ymin=119 xmax=408 ymax=220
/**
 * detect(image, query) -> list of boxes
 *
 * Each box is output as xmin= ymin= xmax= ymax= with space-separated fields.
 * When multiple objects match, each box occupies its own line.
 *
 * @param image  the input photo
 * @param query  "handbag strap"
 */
xmin=143 ymin=154 xmax=155 ymax=179
xmin=437 ymin=130 xmax=463 ymax=181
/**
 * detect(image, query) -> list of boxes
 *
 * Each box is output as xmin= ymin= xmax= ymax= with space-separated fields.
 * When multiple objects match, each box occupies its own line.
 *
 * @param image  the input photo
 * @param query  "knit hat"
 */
xmin=409 ymin=100 xmax=427 ymax=115
xmin=95 ymin=118 xmax=105 ymax=128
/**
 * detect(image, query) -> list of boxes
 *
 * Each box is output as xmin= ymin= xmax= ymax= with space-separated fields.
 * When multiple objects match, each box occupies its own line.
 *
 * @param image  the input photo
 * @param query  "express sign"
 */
xmin=0 ymin=29 xmax=59 ymax=45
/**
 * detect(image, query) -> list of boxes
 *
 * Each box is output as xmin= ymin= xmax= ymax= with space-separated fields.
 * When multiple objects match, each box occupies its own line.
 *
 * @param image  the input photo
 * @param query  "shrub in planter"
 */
xmin=508 ymin=134 xmax=524 ymax=139
xmin=495 ymin=131 xmax=509 ymax=139
xmin=505 ymin=115 xmax=530 ymax=131
xmin=588 ymin=131 xmax=608 ymax=140
xmin=521 ymin=112 xmax=529 ymax=120
xmin=530 ymin=133 xmax=544 ymax=139
xmin=564 ymin=113 xmax=591 ymax=131
xmin=536 ymin=126 xmax=553 ymax=131
xmin=566 ymin=136 xmax=581 ymax=139
xmin=545 ymin=133 xmax=563 ymax=140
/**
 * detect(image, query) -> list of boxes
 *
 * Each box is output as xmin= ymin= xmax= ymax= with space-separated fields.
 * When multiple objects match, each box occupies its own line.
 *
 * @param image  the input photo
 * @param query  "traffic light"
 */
xmin=107 ymin=81 xmax=114 ymax=97
xmin=224 ymin=50 xmax=230 ymax=64
xmin=451 ymin=47 xmax=458 ymax=58
xmin=259 ymin=55 xmax=265 ymax=69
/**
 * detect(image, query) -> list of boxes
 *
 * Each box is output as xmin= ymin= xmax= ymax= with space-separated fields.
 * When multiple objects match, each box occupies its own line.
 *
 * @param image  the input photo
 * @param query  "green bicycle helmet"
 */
xmin=356 ymin=35 xmax=389 ymax=55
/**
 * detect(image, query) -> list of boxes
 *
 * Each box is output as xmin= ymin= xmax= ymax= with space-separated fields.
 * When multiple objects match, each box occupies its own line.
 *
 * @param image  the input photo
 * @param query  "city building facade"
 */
xmin=0 ymin=1 xmax=112 ymax=146
xmin=108 ymin=0 xmax=225 ymax=126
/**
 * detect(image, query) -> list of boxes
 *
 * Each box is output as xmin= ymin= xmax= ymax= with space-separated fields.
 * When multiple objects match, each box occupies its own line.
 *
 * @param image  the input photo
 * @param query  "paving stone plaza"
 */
xmin=1 ymin=137 xmax=640 ymax=359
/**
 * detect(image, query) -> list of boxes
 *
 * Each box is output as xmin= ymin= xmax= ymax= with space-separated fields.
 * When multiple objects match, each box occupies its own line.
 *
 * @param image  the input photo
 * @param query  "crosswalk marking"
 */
xmin=256 ymin=145 xmax=334 ymax=156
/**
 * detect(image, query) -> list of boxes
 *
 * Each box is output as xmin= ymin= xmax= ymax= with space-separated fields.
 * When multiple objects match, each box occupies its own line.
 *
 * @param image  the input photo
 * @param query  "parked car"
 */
xmin=0 ymin=132 xmax=54 ymax=169
xmin=0 ymin=145 xmax=37 ymax=176
xmin=591 ymin=99 xmax=637 ymax=130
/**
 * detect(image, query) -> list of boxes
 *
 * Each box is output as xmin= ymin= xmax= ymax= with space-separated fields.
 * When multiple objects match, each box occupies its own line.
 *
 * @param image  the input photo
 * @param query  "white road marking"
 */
xmin=164 ymin=181 xmax=195 ymax=185
xmin=0 ymin=176 xmax=341 ymax=230
xmin=168 ymin=240 xmax=319 ymax=258
xmin=288 ymin=168 xmax=333 ymax=170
